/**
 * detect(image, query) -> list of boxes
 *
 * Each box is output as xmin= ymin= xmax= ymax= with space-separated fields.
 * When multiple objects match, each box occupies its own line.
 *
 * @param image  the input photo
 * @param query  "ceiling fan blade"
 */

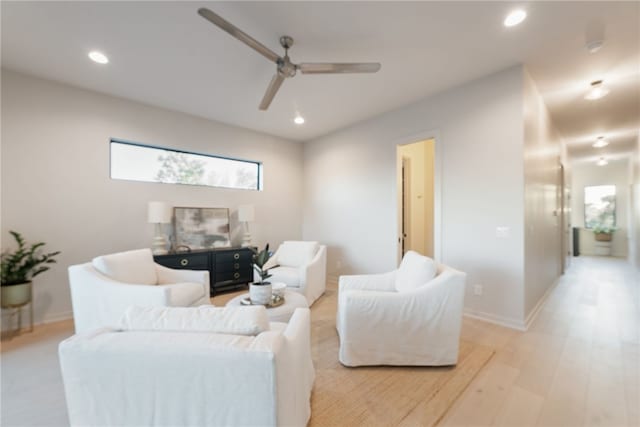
xmin=259 ymin=73 xmax=285 ymax=110
xmin=198 ymin=8 xmax=281 ymax=64
xmin=298 ymin=62 xmax=381 ymax=74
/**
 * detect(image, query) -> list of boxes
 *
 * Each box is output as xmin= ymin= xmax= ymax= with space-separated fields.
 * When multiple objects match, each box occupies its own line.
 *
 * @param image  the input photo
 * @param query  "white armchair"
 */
xmin=68 ymin=248 xmax=210 ymax=333
xmin=59 ymin=307 xmax=315 ymax=427
xmin=337 ymin=251 xmax=466 ymax=367
xmin=261 ymin=241 xmax=327 ymax=306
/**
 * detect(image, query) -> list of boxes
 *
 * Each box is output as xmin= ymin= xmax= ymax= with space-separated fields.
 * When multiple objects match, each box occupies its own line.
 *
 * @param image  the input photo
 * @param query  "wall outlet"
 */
xmin=473 ymin=284 xmax=483 ymax=296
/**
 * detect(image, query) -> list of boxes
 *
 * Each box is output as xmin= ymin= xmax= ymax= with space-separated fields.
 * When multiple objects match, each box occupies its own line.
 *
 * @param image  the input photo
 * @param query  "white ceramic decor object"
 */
xmin=249 ymin=283 xmax=272 ymax=305
xmin=271 ymin=282 xmax=286 ymax=298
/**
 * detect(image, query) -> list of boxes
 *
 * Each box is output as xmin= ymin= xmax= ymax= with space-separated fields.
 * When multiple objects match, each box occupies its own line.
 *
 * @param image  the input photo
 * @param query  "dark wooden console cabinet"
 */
xmin=153 ymin=247 xmax=253 ymax=296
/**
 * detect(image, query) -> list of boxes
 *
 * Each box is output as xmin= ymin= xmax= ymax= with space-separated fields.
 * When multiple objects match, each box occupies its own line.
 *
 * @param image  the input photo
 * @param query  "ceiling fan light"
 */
xmin=504 ymin=10 xmax=527 ymax=27
xmin=88 ymin=51 xmax=109 ymax=64
xmin=584 ymin=80 xmax=609 ymax=100
xmin=592 ymin=136 xmax=609 ymax=148
xmin=294 ymin=116 xmax=305 ymax=125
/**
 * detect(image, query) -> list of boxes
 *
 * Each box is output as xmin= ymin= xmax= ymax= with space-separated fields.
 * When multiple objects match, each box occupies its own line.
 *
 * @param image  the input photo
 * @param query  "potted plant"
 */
xmin=1 ymin=231 xmax=60 ymax=307
xmin=250 ymin=244 xmax=278 ymax=305
xmin=593 ymin=225 xmax=616 ymax=242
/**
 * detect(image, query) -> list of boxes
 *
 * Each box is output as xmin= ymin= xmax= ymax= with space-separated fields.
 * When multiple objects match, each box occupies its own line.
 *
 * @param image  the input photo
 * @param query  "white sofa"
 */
xmin=261 ymin=241 xmax=327 ymax=306
xmin=68 ymin=248 xmax=210 ymax=333
xmin=59 ymin=306 xmax=315 ymax=427
xmin=337 ymin=251 xmax=466 ymax=367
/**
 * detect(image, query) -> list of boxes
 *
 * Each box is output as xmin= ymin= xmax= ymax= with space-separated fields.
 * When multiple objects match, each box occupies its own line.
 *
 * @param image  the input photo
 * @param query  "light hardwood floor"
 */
xmin=1 ymin=256 xmax=637 ymax=427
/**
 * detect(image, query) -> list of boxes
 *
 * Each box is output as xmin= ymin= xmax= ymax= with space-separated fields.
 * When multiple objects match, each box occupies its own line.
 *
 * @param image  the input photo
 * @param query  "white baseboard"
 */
xmin=1 ymin=309 xmax=73 ymax=332
xmin=464 ymin=275 xmax=560 ymax=332
xmin=463 ymin=309 xmax=526 ymax=331
xmin=41 ymin=310 xmax=74 ymax=325
xmin=524 ymin=277 xmax=558 ymax=330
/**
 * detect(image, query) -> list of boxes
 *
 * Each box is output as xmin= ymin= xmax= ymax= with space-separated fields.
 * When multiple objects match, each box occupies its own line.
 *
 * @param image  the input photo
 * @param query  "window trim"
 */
xmin=109 ymin=138 xmax=262 ymax=191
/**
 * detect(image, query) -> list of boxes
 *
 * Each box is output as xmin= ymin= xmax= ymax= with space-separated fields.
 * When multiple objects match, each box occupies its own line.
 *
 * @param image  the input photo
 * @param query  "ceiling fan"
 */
xmin=197 ymin=8 xmax=381 ymax=111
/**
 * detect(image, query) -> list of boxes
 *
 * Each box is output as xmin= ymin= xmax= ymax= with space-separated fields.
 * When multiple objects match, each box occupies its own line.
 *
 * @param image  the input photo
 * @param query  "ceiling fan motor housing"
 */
xmin=278 ymin=56 xmax=297 ymax=78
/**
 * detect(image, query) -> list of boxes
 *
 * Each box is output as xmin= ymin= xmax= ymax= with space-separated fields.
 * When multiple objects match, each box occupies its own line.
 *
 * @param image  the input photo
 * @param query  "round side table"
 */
xmin=226 ymin=290 xmax=308 ymax=322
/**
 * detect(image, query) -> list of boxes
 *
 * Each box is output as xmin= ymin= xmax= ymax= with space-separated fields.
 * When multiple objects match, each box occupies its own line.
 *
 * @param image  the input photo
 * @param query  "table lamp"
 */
xmin=148 ymin=201 xmax=172 ymax=255
xmin=238 ymin=205 xmax=255 ymax=248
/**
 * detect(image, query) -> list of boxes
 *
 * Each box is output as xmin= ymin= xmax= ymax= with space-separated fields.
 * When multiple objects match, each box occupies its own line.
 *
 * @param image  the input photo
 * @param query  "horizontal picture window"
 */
xmin=110 ymin=139 xmax=261 ymax=191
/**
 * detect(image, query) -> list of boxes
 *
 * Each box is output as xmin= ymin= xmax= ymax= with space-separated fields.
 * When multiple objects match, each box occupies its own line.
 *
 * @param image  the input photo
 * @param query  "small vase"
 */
xmin=249 ymin=283 xmax=272 ymax=305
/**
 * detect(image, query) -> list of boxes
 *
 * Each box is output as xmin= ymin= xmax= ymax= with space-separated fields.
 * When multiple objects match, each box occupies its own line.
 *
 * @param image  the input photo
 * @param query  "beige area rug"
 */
xmin=308 ymin=286 xmax=495 ymax=427
xmin=213 ymin=285 xmax=494 ymax=427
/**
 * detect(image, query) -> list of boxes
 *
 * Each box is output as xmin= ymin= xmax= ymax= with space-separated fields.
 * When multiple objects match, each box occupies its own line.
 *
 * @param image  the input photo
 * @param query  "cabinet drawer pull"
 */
xmin=233 ymin=253 xmax=240 ymax=260
xmin=233 ymin=272 xmax=240 ymax=279
xmin=234 ymin=263 xmax=240 ymax=270
xmin=180 ymin=259 xmax=189 ymax=266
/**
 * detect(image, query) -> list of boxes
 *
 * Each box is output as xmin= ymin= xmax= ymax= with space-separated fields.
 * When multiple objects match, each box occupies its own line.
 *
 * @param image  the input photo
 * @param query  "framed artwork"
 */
xmin=173 ymin=207 xmax=231 ymax=249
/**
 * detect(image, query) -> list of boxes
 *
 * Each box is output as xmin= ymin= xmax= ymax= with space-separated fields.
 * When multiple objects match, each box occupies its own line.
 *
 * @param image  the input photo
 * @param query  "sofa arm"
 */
xmin=299 ymin=246 xmax=327 ymax=304
xmin=338 ymin=270 xmax=397 ymax=292
xmin=69 ymin=264 xmax=171 ymax=333
xmin=155 ymin=264 xmax=209 ymax=297
xmin=278 ymin=308 xmax=314 ymax=427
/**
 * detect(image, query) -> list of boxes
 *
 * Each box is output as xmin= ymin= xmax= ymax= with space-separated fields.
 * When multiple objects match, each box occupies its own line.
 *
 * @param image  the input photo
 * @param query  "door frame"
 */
xmin=395 ymin=130 xmax=442 ymax=265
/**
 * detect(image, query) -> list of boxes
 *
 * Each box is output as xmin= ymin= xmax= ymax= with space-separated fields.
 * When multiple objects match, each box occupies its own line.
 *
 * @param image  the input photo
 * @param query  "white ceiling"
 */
xmin=2 ymin=1 xmax=639 ymax=161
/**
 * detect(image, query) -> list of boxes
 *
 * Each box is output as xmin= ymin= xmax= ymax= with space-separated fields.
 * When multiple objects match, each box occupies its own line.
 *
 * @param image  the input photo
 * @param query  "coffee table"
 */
xmin=226 ymin=290 xmax=308 ymax=322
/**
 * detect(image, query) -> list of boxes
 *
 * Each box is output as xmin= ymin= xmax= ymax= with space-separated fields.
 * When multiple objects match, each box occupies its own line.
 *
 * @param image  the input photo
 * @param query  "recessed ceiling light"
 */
xmin=88 ymin=51 xmax=109 ymax=64
xmin=596 ymin=157 xmax=608 ymax=166
xmin=593 ymin=136 xmax=609 ymax=148
xmin=584 ymin=80 xmax=609 ymax=100
xmin=504 ymin=9 xmax=527 ymax=27
xmin=294 ymin=116 xmax=305 ymax=125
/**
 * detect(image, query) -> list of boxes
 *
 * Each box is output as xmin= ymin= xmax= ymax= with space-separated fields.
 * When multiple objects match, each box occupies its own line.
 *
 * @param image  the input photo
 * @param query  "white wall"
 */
xmin=631 ymin=135 xmax=640 ymax=269
xmin=1 ymin=70 xmax=304 ymax=325
xmin=303 ymin=66 xmax=527 ymax=327
xmin=522 ymin=70 xmax=565 ymax=321
xmin=570 ymin=159 xmax=630 ymax=258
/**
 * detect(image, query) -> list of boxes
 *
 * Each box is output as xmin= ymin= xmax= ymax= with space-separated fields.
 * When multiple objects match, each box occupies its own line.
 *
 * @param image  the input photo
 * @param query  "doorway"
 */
xmin=396 ymin=139 xmax=436 ymax=260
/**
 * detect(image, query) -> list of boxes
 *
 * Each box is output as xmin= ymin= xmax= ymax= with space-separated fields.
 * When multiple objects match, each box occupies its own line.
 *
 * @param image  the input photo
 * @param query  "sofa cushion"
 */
xmin=92 ymin=249 xmax=158 ymax=285
xmin=277 ymin=241 xmax=319 ymax=268
xmin=268 ymin=266 xmax=301 ymax=287
xmin=163 ymin=282 xmax=206 ymax=307
xmin=395 ymin=251 xmax=437 ymax=293
xmin=120 ymin=305 xmax=270 ymax=336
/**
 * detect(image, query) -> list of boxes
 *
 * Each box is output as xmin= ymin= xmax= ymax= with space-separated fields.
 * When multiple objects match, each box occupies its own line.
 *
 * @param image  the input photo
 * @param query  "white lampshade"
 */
xmin=147 ymin=201 xmax=171 ymax=224
xmin=238 ymin=204 xmax=255 ymax=222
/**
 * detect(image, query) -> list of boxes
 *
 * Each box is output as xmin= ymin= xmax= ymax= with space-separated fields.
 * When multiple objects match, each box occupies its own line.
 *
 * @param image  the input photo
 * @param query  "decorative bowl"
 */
xmin=271 ymin=282 xmax=286 ymax=298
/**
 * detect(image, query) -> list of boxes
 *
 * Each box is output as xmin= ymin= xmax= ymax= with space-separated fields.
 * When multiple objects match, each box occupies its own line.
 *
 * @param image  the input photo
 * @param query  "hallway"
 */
xmin=442 ymin=256 xmax=639 ymax=426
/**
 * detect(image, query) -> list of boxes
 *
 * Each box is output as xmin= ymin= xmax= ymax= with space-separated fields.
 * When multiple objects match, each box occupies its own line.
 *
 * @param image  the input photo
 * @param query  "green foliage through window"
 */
xmin=110 ymin=140 xmax=261 ymax=191
xmin=584 ymin=185 xmax=615 ymax=229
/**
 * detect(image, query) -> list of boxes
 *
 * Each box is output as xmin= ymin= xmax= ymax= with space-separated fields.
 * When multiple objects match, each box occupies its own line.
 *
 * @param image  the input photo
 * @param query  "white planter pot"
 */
xmin=249 ymin=283 xmax=272 ymax=305
xmin=1 ymin=281 xmax=32 ymax=308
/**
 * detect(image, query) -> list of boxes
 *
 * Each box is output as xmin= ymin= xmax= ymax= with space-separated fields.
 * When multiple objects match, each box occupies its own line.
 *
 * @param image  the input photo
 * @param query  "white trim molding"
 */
xmin=463 ymin=309 xmax=527 ymax=331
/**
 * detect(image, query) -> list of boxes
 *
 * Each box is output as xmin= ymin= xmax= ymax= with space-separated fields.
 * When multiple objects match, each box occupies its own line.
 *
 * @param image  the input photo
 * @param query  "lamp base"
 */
xmin=241 ymin=232 xmax=252 ymax=248
xmin=152 ymin=235 xmax=168 ymax=255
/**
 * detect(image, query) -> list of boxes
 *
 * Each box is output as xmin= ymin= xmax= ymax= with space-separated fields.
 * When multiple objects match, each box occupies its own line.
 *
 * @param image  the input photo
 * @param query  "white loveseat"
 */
xmin=261 ymin=241 xmax=327 ymax=306
xmin=337 ymin=251 xmax=466 ymax=367
xmin=68 ymin=248 xmax=210 ymax=333
xmin=59 ymin=306 xmax=315 ymax=427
